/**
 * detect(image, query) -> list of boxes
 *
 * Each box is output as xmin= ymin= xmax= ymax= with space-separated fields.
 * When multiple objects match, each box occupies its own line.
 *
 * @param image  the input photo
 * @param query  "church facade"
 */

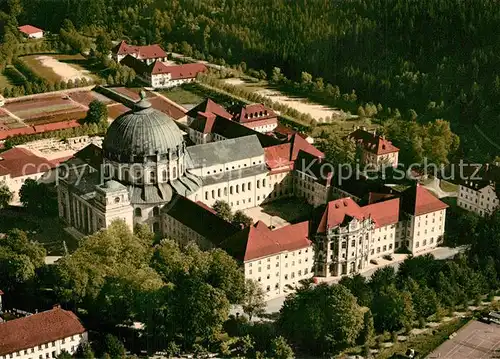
xmin=57 ymin=93 xmax=303 ymax=237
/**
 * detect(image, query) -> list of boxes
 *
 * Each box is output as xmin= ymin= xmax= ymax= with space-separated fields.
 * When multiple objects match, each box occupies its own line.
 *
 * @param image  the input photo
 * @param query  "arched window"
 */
xmin=135 ymin=208 xmax=142 ymax=217
xmin=150 ymin=171 xmax=156 ymax=183
xmin=212 ymin=190 xmax=215 ymax=199
xmin=248 ymin=182 xmax=252 ymax=190
xmin=172 ymin=166 xmax=177 ymax=179
xmin=263 ymin=179 xmax=266 ymax=187
xmin=224 ymin=187 xmax=227 ymax=196
xmin=153 ymin=206 xmax=160 ymax=216
xmin=162 ymin=170 xmax=167 ymax=182
xmin=123 ymin=169 xmax=129 ymax=182
xmin=218 ymin=188 xmax=221 ymax=197
xmin=242 ymin=183 xmax=245 ymax=192
xmin=153 ymin=222 xmax=160 ymax=233
xmin=236 ymin=185 xmax=239 ymax=193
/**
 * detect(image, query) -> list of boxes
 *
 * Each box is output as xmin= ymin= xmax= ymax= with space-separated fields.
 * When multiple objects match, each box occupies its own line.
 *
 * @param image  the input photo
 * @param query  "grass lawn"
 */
xmin=21 ymin=53 xmax=104 ymax=83
xmin=0 ymin=207 xmax=78 ymax=255
xmin=0 ymin=72 xmax=12 ymax=88
xmin=21 ymin=54 xmax=62 ymax=82
xmin=440 ymin=179 xmax=459 ymax=192
xmin=261 ymin=197 xmax=314 ymax=223
xmin=160 ymin=86 xmax=203 ymax=105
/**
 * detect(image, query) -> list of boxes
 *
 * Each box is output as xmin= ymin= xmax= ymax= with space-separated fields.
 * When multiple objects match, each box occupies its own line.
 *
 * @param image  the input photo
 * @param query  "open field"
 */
xmin=224 ymin=78 xmax=350 ymax=121
xmin=21 ymin=54 xmax=97 ymax=83
xmin=428 ymin=320 xmax=500 ymax=358
xmin=160 ymin=86 xmax=203 ymax=105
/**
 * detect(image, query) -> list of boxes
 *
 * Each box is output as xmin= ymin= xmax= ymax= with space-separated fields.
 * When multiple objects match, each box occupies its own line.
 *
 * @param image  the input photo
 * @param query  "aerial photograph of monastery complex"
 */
xmin=1 ymin=0 xmax=500 ymax=358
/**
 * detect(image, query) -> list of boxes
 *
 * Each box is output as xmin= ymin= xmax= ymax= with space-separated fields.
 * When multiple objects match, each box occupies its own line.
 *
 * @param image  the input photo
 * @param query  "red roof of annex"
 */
xmin=18 ymin=25 xmax=44 ymax=35
xmin=113 ymin=41 xmax=167 ymax=60
xmin=226 ymin=221 xmax=311 ymax=261
xmin=317 ymin=197 xmax=400 ymax=233
xmin=0 ymin=307 xmax=86 ymax=356
xmin=0 ymin=147 xmax=66 ymax=178
xmin=150 ymin=62 xmax=207 ymax=79
xmin=348 ymin=128 xmax=399 ymax=155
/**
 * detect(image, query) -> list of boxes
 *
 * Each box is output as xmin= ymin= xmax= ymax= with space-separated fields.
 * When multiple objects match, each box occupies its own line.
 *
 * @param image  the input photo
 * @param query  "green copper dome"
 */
xmin=103 ymin=92 xmax=184 ymax=160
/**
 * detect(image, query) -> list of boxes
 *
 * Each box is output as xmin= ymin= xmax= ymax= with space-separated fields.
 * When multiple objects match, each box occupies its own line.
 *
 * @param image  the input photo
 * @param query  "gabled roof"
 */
xmin=317 ymin=198 xmax=366 ymax=233
xmin=230 ymin=103 xmax=277 ymax=124
xmin=348 ymin=129 xmax=399 ymax=155
xmin=187 ymin=99 xmax=233 ymax=120
xmin=112 ymin=41 xmax=167 ymax=59
xmin=222 ymin=221 xmax=310 ymax=262
xmin=187 ymin=135 xmax=264 ymax=168
xmin=162 ymin=194 xmax=240 ymax=246
xmin=188 ymin=112 xmax=216 ymax=134
xmin=18 ymin=25 xmax=43 ymax=35
xmin=264 ymin=143 xmax=293 ymax=170
xmin=290 ymin=133 xmax=324 ymax=160
xmin=361 ymin=198 xmax=400 ymax=228
xmin=0 ymin=147 xmax=62 ymax=177
xmin=150 ymin=62 xmax=207 ymax=79
xmin=0 ymin=307 xmax=86 ymax=356
xmin=401 ymin=184 xmax=448 ymax=216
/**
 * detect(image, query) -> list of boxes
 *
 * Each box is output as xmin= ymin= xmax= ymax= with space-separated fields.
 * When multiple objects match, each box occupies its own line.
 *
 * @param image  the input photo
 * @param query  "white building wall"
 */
xmin=28 ymin=32 xmax=43 ymax=39
xmin=369 ymin=224 xmax=396 ymax=259
xmin=405 ymin=209 xmax=446 ymax=254
xmin=457 ymin=184 xmax=499 ymax=216
xmin=244 ymin=246 xmax=314 ymax=299
xmin=0 ymin=332 xmax=88 ymax=359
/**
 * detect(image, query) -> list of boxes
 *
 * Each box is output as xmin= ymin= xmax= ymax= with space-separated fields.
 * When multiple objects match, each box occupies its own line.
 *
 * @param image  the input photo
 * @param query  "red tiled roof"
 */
xmin=224 ymin=221 xmax=311 ymax=262
xmin=0 ymin=307 xmax=86 ymax=356
xmin=0 ymin=127 xmax=36 ymax=140
xmin=348 ymin=129 xmax=399 ymax=155
xmin=317 ymin=198 xmax=366 ymax=233
xmin=361 ymin=198 xmax=400 ymax=228
xmin=150 ymin=62 xmax=207 ymax=79
xmin=0 ymin=120 xmax=80 ymax=141
xmin=0 ymin=147 xmax=61 ymax=178
xmin=232 ymin=103 xmax=277 ymax=124
xmin=264 ymin=143 xmax=293 ymax=170
xmin=186 ymin=99 xmax=233 ymax=121
xmin=113 ymin=41 xmax=167 ymax=59
xmin=18 ymin=25 xmax=43 ymax=35
xmin=148 ymin=97 xmax=187 ymax=121
xmin=402 ymin=184 xmax=448 ymax=216
xmin=290 ymin=133 xmax=324 ymax=160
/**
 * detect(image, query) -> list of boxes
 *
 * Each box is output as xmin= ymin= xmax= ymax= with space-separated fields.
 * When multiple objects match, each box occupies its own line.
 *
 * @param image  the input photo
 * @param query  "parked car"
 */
xmin=370 ymin=259 xmax=378 ymax=265
xmin=383 ymin=254 xmax=394 ymax=261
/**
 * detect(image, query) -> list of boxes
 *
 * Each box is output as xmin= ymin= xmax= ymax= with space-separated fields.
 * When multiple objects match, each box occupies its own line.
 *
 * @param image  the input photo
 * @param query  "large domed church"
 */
xmin=57 ymin=92 xmax=271 ymax=236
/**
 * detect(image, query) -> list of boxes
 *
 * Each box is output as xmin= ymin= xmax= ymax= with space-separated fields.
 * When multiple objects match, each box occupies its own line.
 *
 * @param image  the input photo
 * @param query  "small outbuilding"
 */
xmin=18 ymin=25 xmax=44 ymax=39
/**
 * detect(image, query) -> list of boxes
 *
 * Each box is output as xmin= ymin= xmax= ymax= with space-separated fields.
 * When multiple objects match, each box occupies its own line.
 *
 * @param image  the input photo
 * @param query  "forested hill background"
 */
xmin=6 ymin=0 xmax=500 ymax=160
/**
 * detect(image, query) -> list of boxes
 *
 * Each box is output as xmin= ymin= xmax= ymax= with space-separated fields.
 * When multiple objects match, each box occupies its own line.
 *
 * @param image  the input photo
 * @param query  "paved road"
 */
xmin=263 ymin=246 xmax=465 ymax=314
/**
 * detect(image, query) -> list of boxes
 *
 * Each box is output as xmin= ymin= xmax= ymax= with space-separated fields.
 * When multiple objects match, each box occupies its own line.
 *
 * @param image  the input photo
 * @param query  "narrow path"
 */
xmin=422 ymin=176 xmax=458 ymax=198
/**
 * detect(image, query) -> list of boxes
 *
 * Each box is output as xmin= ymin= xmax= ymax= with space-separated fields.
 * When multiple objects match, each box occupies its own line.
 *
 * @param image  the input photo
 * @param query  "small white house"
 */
xmin=18 ymin=25 xmax=44 ymax=39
